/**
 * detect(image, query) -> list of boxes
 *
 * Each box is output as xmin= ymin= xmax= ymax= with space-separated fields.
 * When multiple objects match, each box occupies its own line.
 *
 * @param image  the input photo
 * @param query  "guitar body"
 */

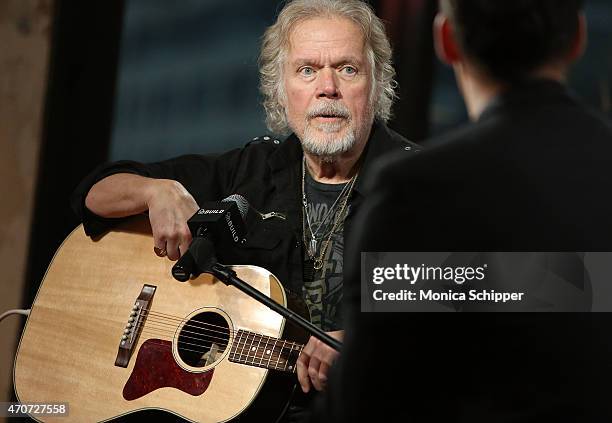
xmin=14 ymin=216 xmax=308 ymax=422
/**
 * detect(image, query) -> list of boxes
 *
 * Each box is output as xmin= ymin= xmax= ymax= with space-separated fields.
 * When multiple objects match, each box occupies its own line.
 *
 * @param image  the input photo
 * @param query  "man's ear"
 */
xmin=433 ymin=13 xmax=461 ymax=65
xmin=567 ymin=12 xmax=588 ymax=63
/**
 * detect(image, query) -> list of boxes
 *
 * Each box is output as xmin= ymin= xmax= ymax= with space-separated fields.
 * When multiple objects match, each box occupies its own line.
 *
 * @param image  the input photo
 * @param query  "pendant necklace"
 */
xmin=301 ymin=157 xmax=359 ymax=280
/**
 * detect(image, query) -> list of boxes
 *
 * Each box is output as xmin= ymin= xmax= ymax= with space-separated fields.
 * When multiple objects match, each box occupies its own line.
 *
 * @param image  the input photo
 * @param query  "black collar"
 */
xmin=479 ymin=78 xmax=576 ymax=123
xmin=267 ymin=121 xmax=413 ymax=196
xmin=354 ymin=122 xmax=413 ymax=195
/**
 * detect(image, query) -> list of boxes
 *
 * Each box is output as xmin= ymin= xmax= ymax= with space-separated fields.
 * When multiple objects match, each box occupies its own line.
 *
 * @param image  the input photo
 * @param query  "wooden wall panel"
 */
xmin=0 ymin=0 xmax=53 ymax=406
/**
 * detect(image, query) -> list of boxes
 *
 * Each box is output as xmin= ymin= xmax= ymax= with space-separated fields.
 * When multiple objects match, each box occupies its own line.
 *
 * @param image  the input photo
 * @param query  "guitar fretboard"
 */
xmin=228 ymin=330 xmax=303 ymax=373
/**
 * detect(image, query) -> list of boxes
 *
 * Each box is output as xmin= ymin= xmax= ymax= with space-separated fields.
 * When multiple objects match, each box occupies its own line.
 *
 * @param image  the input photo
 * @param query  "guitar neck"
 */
xmin=228 ymin=329 xmax=303 ymax=373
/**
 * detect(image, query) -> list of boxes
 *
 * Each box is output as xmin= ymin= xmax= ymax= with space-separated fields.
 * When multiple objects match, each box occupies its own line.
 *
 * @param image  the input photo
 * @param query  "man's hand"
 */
xmin=296 ymin=330 xmax=343 ymax=393
xmin=86 ymin=174 xmax=199 ymax=261
xmin=145 ymin=179 xmax=199 ymax=260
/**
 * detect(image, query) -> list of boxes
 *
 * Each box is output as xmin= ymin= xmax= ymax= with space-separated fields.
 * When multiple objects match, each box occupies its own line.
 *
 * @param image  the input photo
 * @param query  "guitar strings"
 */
xmin=135 ymin=325 xmax=303 ymax=375
xmin=139 ymin=328 xmax=303 ymax=364
xmin=140 ymin=337 xmax=299 ymax=372
xmin=136 ymin=326 xmax=304 ymax=367
xmin=139 ymin=308 xmax=310 ymax=348
xmin=138 ymin=321 xmax=304 ymax=355
xmin=140 ymin=328 xmax=292 ymax=357
xmin=129 ymin=312 xmax=305 ymax=358
xmin=143 ymin=317 xmax=232 ymax=343
xmin=140 ymin=311 xmax=283 ymax=345
xmin=121 ymin=308 xmax=307 ymax=360
xmin=142 ymin=308 xmax=267 ymax=337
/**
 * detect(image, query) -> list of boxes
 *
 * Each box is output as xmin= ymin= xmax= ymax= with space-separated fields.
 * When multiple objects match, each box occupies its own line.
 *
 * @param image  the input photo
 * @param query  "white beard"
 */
xmin=296 ymin=101 xmax=357 ymax=161
xmin=301 ymin=121 xmax=357 ymax=160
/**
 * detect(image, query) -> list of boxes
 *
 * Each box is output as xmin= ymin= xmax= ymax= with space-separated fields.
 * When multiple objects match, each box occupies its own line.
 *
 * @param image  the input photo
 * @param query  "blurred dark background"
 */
xmin=5 ymin=0 xmax=612 ymax=407
xmin=108 ymin=0 xmax=612 ymax=161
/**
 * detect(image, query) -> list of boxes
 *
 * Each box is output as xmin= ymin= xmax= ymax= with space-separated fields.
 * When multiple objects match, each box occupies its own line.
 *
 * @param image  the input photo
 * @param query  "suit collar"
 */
xmin=479 ymin=78 xmax=575 ymax=123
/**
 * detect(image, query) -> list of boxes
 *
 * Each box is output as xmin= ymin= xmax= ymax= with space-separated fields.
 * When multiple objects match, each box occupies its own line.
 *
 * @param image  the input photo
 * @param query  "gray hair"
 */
xmin=259 ymin=0 xmax=397 ymax=135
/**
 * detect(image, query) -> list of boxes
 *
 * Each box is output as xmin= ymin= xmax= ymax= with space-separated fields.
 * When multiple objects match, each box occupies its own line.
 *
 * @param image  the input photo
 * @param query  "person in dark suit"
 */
xmin=313 ymin=0 xmax=612 ymax=421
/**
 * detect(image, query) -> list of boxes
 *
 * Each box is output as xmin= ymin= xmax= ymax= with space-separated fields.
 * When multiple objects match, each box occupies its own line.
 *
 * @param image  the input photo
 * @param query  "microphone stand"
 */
xmin=173 ymin=201 xmax=342 ymax=352
xmin=207 ymin=263 xmax=343 ymax=352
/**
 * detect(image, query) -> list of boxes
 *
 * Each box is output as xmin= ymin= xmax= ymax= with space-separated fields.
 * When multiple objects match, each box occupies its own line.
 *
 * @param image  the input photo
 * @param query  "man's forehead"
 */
xmin=285 ymin=17 xmax=367 ymax=63
xmin=289 ymin=54 xmax=365 ymax=66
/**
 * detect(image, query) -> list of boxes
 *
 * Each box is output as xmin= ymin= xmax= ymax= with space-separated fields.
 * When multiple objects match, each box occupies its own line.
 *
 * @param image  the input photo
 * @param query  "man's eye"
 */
xmin=342 ymin=66 xmax=357 ymax=75
xmin=299 ymin=67 xmax=315 ymax=76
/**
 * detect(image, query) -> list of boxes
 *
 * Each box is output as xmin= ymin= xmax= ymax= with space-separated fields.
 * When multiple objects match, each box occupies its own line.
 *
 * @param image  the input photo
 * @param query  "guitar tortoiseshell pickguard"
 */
xmin=123 ymin=339 xmax=214 ymax=400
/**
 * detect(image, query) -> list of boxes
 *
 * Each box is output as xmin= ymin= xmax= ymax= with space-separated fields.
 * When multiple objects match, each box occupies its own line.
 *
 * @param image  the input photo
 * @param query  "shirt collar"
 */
xmin=268 ymin=121 xmax=404 ymax=196
xmin=353 ymin=121 xmax=405 ymax=195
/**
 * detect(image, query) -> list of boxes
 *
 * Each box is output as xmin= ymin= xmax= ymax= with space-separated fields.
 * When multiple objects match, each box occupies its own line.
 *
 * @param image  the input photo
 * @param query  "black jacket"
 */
xmin=320 ymin=80 xmax=612 ymax=422
xmin=71 ymin=122 xmax=420 ymax=311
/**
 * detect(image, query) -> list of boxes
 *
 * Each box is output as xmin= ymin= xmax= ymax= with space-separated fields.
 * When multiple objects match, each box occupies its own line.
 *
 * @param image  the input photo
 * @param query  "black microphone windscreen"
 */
xmin=222 ymin=194 xmax=249 ymax=219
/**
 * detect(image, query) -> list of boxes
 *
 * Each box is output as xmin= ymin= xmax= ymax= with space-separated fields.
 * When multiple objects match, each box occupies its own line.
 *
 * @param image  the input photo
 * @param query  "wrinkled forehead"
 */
xmin=285 ymin=16 xmax=368 ymax=66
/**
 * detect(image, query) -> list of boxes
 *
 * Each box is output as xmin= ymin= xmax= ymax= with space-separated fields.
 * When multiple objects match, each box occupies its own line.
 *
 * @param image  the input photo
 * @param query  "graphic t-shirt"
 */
xmin=302 ymin=171 xmax=350 ymax=331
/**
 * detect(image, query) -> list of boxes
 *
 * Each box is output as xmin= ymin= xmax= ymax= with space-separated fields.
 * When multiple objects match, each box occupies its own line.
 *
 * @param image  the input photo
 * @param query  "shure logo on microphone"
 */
xmin=198 ymin=209 xmax=224 ymax=215
xmin=225 ymin=212 xmax=239 ymax=242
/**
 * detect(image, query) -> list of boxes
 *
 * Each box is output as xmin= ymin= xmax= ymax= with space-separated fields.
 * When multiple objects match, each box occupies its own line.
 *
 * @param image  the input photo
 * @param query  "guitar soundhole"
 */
xmin=177 ymin=311 xmax=230 ymax=368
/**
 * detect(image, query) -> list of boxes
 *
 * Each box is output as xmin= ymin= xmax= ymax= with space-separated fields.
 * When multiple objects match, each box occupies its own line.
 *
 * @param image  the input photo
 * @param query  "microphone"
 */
xmin=171 ymin=194 xmax=249 ymax=281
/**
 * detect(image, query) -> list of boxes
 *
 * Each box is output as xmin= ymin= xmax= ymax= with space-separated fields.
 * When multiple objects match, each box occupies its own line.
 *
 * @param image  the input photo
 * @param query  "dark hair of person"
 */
xmin=440 ymin=0 xmax=584 ymax=82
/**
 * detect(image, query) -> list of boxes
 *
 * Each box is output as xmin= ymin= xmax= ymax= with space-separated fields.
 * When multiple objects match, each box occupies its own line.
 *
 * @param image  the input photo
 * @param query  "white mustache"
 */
xmin=306 ymin=102 xmax=351 ymax=120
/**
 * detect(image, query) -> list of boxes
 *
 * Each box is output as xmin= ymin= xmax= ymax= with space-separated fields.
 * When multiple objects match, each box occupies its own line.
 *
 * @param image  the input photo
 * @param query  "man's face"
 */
xmin=283 ymin=17 xmax=374 ymax=158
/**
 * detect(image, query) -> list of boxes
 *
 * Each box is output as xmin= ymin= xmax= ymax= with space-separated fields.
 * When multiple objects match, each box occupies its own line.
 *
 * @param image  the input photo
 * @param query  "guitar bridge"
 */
xmin=115 ymin=284 xmax=156 ymax=368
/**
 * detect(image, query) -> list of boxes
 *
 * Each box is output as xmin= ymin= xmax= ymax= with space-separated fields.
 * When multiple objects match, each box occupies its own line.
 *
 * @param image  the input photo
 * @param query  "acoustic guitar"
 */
xmin=13 ymin=216 xmax=309 ymax=422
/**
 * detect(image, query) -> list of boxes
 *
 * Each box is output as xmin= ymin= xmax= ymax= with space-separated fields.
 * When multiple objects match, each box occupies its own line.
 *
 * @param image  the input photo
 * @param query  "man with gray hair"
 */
xmin=72 ymin=0 xmax=419 ymax=420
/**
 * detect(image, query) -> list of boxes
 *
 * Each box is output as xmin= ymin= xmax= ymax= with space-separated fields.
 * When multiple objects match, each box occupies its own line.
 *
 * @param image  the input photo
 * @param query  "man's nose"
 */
xmin=317 ymin=68 xmax=339 ymax=99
